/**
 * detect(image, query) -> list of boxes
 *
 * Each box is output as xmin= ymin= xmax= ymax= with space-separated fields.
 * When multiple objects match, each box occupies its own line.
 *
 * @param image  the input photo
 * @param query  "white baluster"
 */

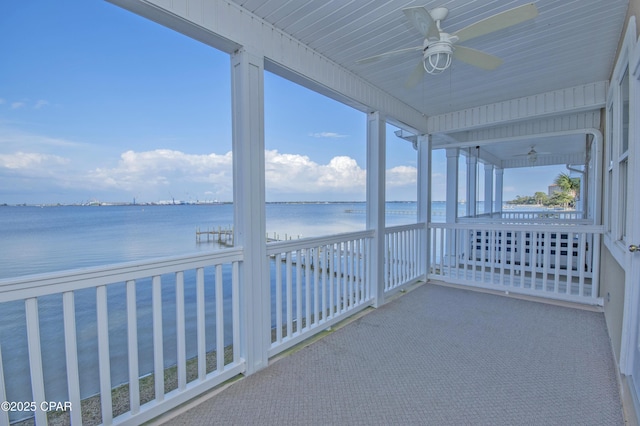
xmin=175 ymin=273 xmax=186 ymax=391
xmin=125 ymin=280 xmax=140 ymax=413
xmin=216 ymin=265 xmax=224 ymax=372
xmin=96 ymin=286 xmax=112 ymax=425
xmin=196 ymin=268 xmax=206 ymax=380
xmin=0 ymin=345 xmax=8 ymax=426
xmin=62 ymin=291 xmax=82 ymax=424
xmin=152 ymin=276 xmax=164 ymax=402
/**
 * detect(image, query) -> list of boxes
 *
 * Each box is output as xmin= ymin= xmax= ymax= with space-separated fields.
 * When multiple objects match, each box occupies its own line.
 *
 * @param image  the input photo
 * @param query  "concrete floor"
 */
xmin=154 ymin=283 xmax=624 ymax=425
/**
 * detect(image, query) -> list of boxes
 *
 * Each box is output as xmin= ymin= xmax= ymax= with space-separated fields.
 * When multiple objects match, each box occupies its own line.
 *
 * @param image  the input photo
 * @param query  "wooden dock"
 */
xmin=196 ymin=227 xmax=235 ymax=246
xmin=196 ymin=227 xmax=301 ymax=246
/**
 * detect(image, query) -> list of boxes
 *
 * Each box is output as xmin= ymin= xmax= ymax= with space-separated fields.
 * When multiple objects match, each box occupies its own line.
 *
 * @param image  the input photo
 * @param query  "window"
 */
xmin=619 ymin=158 xmax=628 ymax=241
xmin=621 ymin=69 xmax=630 ymax=154
xmin=604 ymin=21 xmax=635 ymax=262
xmin=606 ymin=103 xmax=614 ymax=234
xmin=616 ymin=69 xmax=630 ymax=242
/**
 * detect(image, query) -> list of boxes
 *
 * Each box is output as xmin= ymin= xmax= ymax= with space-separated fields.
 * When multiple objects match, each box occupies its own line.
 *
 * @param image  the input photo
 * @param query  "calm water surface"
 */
xmin=0 ymin=202 xmax=425 ymax=419
xmin=0 ymin=202 xmax=428 ymax=280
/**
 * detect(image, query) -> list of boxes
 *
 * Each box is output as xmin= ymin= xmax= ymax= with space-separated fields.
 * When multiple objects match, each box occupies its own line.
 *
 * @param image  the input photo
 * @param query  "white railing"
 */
xmin=4 ymin=220 xmax=604 ymax=426
xmin=267 ymin=231 xmax=374 ymax=356
xmin=0 ymin=250 xmax=245 ymax=426
xmin=0 ymin=228 xmax=395 ymax=425
xmin=428 ymin=223 xmax=603 ymax=305
xmin=458 ymin=211 xmax=591 ymax=225
xmin=501 ymin=210 xmax=585 ymax=220
xmin=384 ymin=223 xmax=426 ymax=293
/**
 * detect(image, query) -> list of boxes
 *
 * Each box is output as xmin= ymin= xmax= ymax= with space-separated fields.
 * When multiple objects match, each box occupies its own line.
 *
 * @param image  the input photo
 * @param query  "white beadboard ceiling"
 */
xmin=227 ymin=0 xmax=628 ymax=165
xmin=230 ymin=0 xmax=627 ymax=118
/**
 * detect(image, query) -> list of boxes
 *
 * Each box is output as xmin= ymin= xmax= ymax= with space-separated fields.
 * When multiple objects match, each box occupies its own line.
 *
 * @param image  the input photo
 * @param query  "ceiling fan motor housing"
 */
xmin=429 ymin=7 xmax=449 ymax=23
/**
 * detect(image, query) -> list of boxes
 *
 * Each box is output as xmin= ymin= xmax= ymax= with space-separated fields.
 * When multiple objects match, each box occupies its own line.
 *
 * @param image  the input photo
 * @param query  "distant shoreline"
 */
xmin=0 ymin=200 xmax=424 ymax=208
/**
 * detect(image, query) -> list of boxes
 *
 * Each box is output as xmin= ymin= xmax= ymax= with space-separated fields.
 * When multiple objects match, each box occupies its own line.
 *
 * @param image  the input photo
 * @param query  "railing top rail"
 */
xmin=461 ymin=210 xmax=584 ymax=216
xmin=429 ymin=222 xmax=605 ymax=233
xmin=500 ymin=209 xmax=584 ymax=213
xmin=458 ymin=218 xmax=593 ymax=225
xmin=266 ymin=229 xmax=374 ymax=254
xmin=0 ymin=248 xmax=244 ymax=303
xmin=384 ymin=223 xmax=425 ymax=233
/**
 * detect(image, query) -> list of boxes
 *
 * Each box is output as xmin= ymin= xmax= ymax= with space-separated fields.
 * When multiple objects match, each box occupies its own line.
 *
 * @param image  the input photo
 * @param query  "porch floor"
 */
xmin=155 ymin=283 xmax=623 ymax=425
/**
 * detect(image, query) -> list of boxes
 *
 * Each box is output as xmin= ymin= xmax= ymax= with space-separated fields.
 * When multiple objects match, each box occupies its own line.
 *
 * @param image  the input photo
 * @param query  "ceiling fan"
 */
xmin=513 ymin=145 xmax=551 ymax=164
xmin=356 ymin=3 xmax=538 ymax=88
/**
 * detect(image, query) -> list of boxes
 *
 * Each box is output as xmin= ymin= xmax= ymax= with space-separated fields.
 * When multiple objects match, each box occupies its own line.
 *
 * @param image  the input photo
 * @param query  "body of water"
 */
xmin=0 ymin=200 xmax=487 ymax=419
xmin=0 ymin=201 xmax=426 ymax=419
xmin=0 ymin=202 xmax=432 ymax=280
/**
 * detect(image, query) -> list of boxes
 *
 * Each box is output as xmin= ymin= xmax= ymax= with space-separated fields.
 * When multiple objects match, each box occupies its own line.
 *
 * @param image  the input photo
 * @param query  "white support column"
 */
xmin=366 ymin=111 xmax=386 ymax=307
xmin=417 ymin=134 xmax=431 ymax=280
xmin=466 ymin=152 xmax=478 ymax=217
xmin=495 ymin=168 xmax=504 ymax=216
xmin=231 ymin=48 xmax=269 ymax=375
xmin=484 ymin=164 xmax=494 ymax=215
xmin=446 ymin=148 xmax=459 ymax=224
xmin=445 ymin=148 xmax=459 ymax=267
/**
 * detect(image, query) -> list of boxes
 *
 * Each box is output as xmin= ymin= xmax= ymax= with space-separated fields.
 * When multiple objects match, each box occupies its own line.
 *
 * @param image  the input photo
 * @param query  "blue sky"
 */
xmin=0 ymin=1 xmax=564 ymax=205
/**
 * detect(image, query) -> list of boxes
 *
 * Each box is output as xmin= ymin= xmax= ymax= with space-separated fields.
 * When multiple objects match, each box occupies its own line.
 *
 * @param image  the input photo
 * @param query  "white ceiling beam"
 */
xmin=107 ymin=0 xmax=428 ymax=133
xmin=427 ymin=81 xmax=608 ymax=134
xmin=464 ymin=111 xmax=601 ymax=143
xmin=502 ymin=153 xmax=585 ymax=169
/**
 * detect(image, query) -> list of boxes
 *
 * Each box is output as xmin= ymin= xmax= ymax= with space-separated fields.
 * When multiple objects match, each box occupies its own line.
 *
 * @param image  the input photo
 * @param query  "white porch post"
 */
xmin=466 ymin=152 xmax=478 ymax=217
xmin=417 ymin=134 xmax=431 ymax=280
xmin=367 ymin=111 xmax=386 ymax=307
xmin=495 ymin=168 xmax=504 ymax=217
xmin=484 ymin=164 xmax=494 ymax=215
xmin=446 ymin=148 xmax=459 ymax=223
xmin=231 ymin=48 xmax=269 ymax=375
xmin=445 ymin=148 xmax=459 ymax=268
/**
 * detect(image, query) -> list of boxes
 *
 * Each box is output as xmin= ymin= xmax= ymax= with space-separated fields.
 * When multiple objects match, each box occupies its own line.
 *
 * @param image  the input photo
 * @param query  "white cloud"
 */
xmin=386 ymin=165 xmax=417 ymax=187
xmin=34 ymin=100 xmax=49 ymax=109
xmin=88 ymin=149 xmax=233 ymax=192
xmin=0 ymin=146 xmax=420 ymax=202
xmin=0 ymin=152 xmax=74 ymax=192
xmin=0 ymin=99 xmax=5 ymax=105
xmin=11 ymin=102 xmax=26 ymax=110
xmin=85 ymin=148 xmax=369 ymax=199
xmin=266 ymin=150 xmax=365 ymax=194
xmin=0 ymin=151 xmax=70 ymax=170
xmin=308 ymin=132 xmax=348 ymax=138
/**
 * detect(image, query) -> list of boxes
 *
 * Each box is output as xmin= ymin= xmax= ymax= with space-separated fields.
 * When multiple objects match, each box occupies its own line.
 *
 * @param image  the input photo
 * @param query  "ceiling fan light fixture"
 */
xmin=423 ymin=41 xmax=452 ymax=74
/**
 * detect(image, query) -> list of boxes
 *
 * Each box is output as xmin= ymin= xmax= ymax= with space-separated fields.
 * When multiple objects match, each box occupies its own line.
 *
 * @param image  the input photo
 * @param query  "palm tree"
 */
xmin=549 ymin=190 xmax=574 ymax=208
xmin=554 ymin=172 xmax=580 ymax=198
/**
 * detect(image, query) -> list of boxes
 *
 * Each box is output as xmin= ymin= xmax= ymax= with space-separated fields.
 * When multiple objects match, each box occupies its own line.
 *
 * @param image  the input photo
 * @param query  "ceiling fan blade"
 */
xmin=403 ymin=7 xmax=440 ymax=41
xmin=453 ymin=3 xmax=538 ymax=44
xmin=356 ymin=45 xmax=422 ymax=64
xmin=405 ymin=60 xmax=426 ymax=89
xmin=453 ymin=46 xmax=503 ymax=70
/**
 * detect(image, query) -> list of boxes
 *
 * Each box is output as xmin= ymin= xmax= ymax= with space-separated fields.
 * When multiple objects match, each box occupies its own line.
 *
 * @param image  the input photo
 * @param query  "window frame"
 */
xmin=604 ymin=18 xmax=636 ymax=264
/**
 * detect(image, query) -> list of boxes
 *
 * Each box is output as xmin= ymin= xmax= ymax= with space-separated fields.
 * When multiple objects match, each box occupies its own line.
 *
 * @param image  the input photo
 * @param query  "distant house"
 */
xmin=548 ymin=184 xmax=561 ymax=196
